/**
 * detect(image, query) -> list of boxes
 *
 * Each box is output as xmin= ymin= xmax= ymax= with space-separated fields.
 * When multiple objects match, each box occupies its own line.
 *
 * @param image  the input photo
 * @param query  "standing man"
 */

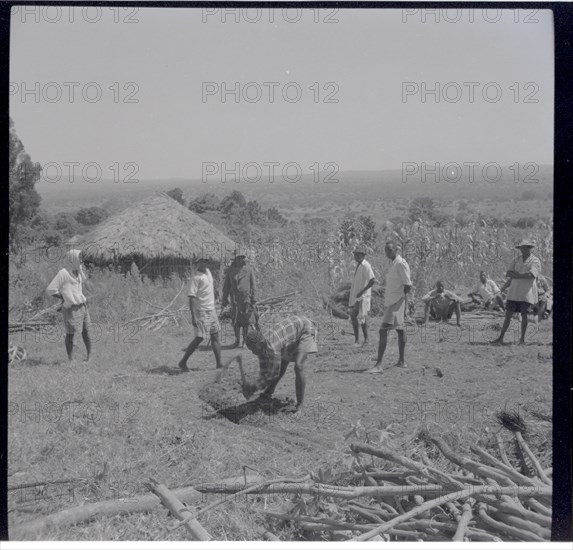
xmin=222 ymin=253 xmax=257 ymax=347
xmin=492 ymin=240 xmax=541 ymax=345
xmin=468 ymin=271 xmax=505 ymax=311
xmin=367 ymin=241 xmax=412 ymax=373
xmin=241 ymin=315 xmax=318 ymax=411
xmin=422 ymin=281 xmax=463 ymax=326
xmin=46 ymin=249 xmax=91 ymax=362
xmin=348 ymin=244 xmax=376 ymax=347
xmin=179 ymin=257 xmax=223 ymax=371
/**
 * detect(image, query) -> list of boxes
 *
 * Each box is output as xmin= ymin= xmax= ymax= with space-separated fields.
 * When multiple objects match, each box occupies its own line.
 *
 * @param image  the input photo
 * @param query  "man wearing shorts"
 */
xmin=179 ymin=257 xmax=223 ymax=371
xmin=242 ymin=315 xmax=318 ymax=411
xmin=221 ymin=253 xmax=257 ymax=347
xmin=348 ymin=244 xmax=376 ymax=347
xmin=46 ymin=249 xmax=91 ymax=362
xmin=492 ymin=239 xmax=541 ymax=345
xmin=367 ymin=241 xmax=412 ymax=373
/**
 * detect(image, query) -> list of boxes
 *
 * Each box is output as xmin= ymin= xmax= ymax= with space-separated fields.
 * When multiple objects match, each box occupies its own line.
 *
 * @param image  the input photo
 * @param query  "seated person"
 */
xmin=468 ymin=271 xmax=505 ymax=311
xmin=421 ymin=281 xmax=463 ymax=326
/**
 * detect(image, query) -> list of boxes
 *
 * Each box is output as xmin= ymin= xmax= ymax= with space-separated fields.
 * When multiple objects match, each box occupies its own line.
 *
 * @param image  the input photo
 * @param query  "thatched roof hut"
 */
xmin=77 ymin=192 xmax=239 ymax=278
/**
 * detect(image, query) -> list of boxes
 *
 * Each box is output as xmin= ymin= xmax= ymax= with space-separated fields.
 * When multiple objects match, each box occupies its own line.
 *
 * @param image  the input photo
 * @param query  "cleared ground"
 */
xmin=8 ymin=313 xmax=552 ymax=540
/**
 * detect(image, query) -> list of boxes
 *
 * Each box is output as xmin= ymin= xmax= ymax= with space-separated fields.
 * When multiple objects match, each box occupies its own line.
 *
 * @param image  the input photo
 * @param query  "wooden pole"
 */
xmin=146 ymin=477 xmax=211 ymax=541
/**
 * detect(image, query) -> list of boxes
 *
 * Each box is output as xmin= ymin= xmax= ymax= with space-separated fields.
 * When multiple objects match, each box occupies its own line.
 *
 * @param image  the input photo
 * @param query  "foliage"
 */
xmin=521 ymin=190 xmax=538 ymax=201
xmin=75 ymin=206 xmax=110 ymax=226
xmin=166 ymin=187 xmax=185 ymax=206
xmin=337 ymin=215 xmax=377 ymax=247
xmin=380 ymin=219 xmax=553 ymax=297
xmin=515 ymin=217 xmax=537 ymax=229
xmin=9 ymin=118 xmax=42 ymax=247
xmin=53 ymin=213 xmax=82 ymax=237
xmin=220 ymin=190 xmax=247 ymax=213
xmin=188 ymin=193 xmax=221 ymax=213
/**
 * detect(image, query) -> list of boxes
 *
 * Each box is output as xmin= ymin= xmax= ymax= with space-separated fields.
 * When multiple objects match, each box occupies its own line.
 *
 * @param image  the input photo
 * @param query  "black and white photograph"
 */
xmin=4 ymin=2 xmax=571 ymax=545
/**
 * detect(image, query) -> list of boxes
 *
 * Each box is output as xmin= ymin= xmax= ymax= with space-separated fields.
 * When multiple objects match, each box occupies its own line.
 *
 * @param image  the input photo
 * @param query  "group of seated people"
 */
xmin=420 ymin=271 xmax=552 ymax=325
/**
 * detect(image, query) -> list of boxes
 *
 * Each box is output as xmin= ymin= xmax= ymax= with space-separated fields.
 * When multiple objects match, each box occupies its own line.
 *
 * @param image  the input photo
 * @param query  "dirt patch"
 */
xmin=198 ymin=361 xmax=299 ymax=426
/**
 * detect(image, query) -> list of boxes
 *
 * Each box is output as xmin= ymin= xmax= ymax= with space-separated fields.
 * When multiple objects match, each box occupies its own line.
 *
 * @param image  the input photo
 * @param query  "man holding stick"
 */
xmin=492 ymin=240 xmax=541 ymax=345
xmin=348 ymin=244 xmax=376 ymax=347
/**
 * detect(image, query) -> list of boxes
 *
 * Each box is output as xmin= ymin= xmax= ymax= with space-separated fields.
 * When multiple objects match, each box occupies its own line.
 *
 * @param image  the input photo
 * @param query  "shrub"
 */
xmin=188 ymin=193 xmax=220 ymax=213
xmin=75 ymin=206 xmax=109 ymax=226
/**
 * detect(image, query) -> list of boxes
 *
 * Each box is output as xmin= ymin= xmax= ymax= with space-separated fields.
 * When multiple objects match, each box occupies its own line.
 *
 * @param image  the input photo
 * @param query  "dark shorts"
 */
xmin=506 ymin=300 xmax=532 ymax=314
xmin=231 ymin=300 xmax=258 ymax=327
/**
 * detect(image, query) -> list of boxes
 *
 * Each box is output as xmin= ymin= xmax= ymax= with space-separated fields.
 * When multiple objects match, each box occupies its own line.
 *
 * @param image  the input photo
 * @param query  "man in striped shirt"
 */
xmin=242 ymin=315 xmax=318 ymax=411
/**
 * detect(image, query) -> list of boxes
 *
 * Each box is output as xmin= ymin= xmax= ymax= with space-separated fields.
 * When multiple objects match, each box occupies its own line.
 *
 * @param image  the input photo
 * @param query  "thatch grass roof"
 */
xmin=77 ymin=192 xmax=238 ymax=262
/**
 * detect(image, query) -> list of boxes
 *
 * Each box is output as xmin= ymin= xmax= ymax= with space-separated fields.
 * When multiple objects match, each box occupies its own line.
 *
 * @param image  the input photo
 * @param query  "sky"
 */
xmin=10 ymin=7 xmax=554 ymax=182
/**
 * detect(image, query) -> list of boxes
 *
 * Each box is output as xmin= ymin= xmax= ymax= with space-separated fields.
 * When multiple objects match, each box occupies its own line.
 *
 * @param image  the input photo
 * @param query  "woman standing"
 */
xmin=46 ymin=249 xmax=91 ymax=362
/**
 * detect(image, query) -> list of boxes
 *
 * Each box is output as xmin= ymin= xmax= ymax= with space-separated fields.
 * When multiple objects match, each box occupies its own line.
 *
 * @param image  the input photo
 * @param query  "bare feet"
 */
xmin=395 ymin=361 xmax=407 ymax=368
xmin=366 ymin=363 xmax=383 ymax=373
xmin=491 ymin=338 xmax=504 ymax=346
xmin=178 ymin=361 xmax=189 ymax=372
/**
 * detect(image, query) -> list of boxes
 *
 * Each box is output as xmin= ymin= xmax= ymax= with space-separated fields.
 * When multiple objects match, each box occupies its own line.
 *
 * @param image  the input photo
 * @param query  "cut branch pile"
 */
xmin=129 ymin=281 xmax=188 ymax=330
xmin=193 ymin=427 xmax=551 ymax=541
xmin=9 ymin=303 xmax=61 ymax=333
xmin=256 ymin=291 xmax=300 ymax=318
xmin=10 ymin=419 xmax=551 ymax=541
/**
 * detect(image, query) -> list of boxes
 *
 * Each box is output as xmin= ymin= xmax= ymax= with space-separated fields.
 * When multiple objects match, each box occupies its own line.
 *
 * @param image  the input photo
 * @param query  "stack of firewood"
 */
xmin=193 ymin=413 xmax=551 ymax=542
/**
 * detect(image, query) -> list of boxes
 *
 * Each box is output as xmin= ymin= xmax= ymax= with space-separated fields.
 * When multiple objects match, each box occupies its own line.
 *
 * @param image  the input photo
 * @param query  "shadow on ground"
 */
xmin=145 ymin=365 xmax=189 ymax=375
xmin=203 ymin=395 xmax=297 ymax=424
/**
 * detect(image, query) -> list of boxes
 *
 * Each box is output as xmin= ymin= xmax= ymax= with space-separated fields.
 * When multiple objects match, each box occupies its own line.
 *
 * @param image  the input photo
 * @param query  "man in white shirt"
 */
xmin=367 ymin=241 xmax=412 ymax=373
xmin=468 ymin=271 xmax=505 ymax=311
xmin=492 ymin=240 xmax=542 ymax=345
xmin=46 ymin=249 xmax=91 ymax=362
xmin=348 ymin=244 xmax=376 ymax=347
xmin=179 ymin=257 xmax=223 ymax=371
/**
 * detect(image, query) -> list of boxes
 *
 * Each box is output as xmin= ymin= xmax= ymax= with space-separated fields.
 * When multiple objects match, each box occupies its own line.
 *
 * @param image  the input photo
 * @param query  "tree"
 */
xmin=9 ymin=118 xmax=42 ymax=246
xmin=220 ymin=191 xmax=247 ymax=214
xmin=75 ymin=206 xmax=109 ymax=226
xmin=338 ymin=215 xmax=377 ymax=247
xmin=266 ymin=206 xmax=287 ymax=226
xmin=188 ymin=193 xmax=220 ymax=213
xmin=54 ymin=213 xmax=81 ymax=237
xmin=408 ymin=197 xmax=435 ymax=223
xmin=166 ymin=187 xmax=185 ymax=205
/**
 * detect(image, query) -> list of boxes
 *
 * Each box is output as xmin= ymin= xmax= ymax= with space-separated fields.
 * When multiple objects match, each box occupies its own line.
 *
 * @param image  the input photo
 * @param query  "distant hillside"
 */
xmin=38 ymin=166 xmax=553 ymax=213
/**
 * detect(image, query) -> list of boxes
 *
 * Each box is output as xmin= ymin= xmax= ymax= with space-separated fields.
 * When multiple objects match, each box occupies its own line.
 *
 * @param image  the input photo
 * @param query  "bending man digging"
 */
xmin=241 ymin=315 xmax=318 ymax=411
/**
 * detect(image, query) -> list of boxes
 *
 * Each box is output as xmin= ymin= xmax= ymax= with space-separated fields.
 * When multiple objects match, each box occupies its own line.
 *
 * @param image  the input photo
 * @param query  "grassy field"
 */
xmin=8 ymin=183 xmax=554 ymax=540
xmin=8 ymin=309 xmax=552 ymax=540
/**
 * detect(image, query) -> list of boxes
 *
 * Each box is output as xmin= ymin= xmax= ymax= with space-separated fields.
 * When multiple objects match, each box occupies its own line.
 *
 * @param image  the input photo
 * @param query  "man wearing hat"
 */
xmin=492 ymin=239 xmax=541 ymax=345
xmin=222 ymin=252 xmax=257 ymax=347
xmin=348 ymin=244 xmax=376 ymax=347
xmin=179 ymin=257 xmax=223 ymax=371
